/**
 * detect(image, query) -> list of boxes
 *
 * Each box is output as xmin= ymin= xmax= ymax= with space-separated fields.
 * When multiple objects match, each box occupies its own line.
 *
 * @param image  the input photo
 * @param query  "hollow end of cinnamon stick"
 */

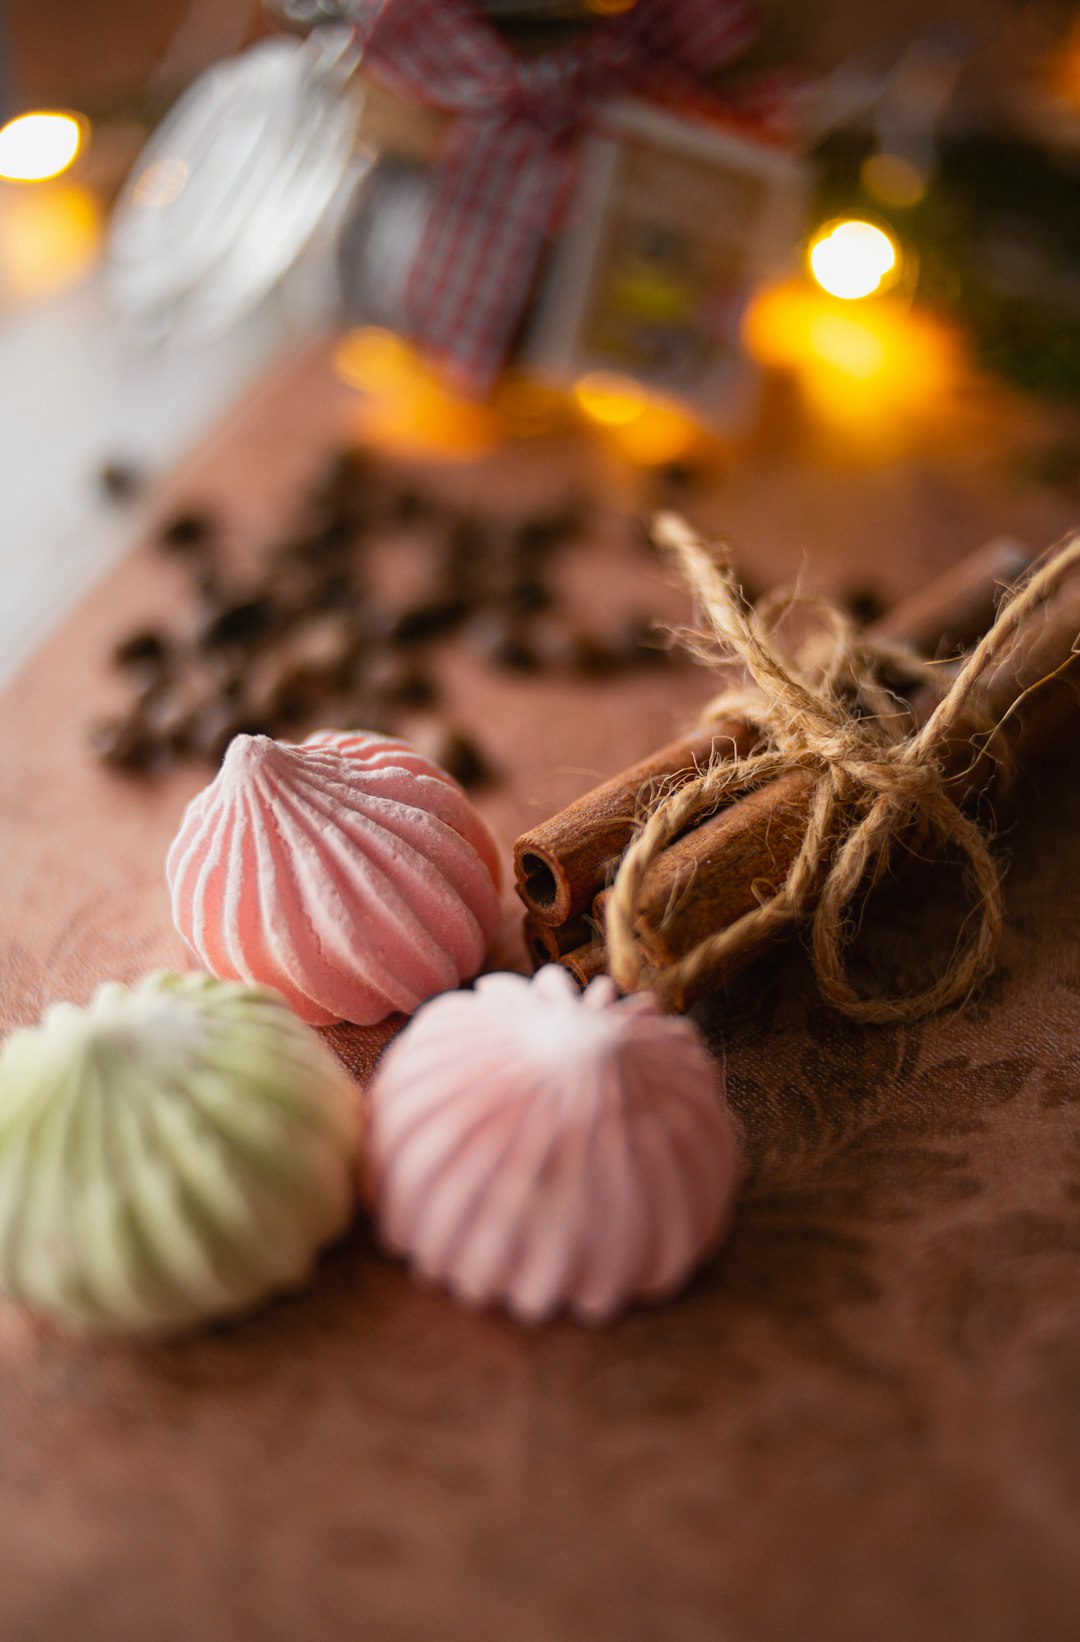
xmin=560 ymin=942 xmax=609 ymax=987
xmin=513 ymin=722 xmax=752 ymax=926
xmin=516 ymin=841 xmax=575 ymax=927
xmin=522 ymin=912 xmax=595 ymax=970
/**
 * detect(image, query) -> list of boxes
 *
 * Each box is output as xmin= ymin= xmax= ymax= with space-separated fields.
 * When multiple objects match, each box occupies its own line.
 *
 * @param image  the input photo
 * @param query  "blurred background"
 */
xmin=0 ymin=0 xmax=1078 ymax=684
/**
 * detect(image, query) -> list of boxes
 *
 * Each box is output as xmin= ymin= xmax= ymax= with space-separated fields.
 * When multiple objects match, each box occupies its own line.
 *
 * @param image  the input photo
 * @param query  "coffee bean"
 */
xmin=391 ymin=483 xmax=440 ymax=526
xmin=434 ymin=729 xmax=495 ymax=789
xmin=495 ymin=633 xmax=542 ymax=673
xmin=274 ymin=678 xmax=321 ymax=726
xmin=388 ymin=597 xmax=471 ymax=647
xmin=88 ymin=714 xmax=164 ymax=774
xmin=513 ymin=498 xmax=587 ymax=557
xmin=653 ymin=459 xmax=704 ymax=494
xmin=620 ymin=613 xmax=669 ymax=666
xmin=309 ymin=447 xmax=376 ymax=508
xmin=246 ymin=626 xmax=358 ymax=727
xmin=196 ymin=596 xmax=278 ymax=653
xmin=467 ymin=612 xmax=542 ymax=673
xmin=446 ymin=514 xmax=488 ymax=565
xmin=203 ymin=650 xmax=246 ymax=698
xmin=846 ymin=587 xmax=886 ymax=627
xmin=568 ymin=632 xmax=622 ymax=678
xmin=446 ymin=536 xmax=487 ymax=581
xmin=145 ymin=691 xmax=196 ymax=753
xmin=310 ymin=516 xmax=361 ymax=556
xmin=505 ymin=576 xmax=554 ymax=616
xmin=159 ymin=510 xmax=216 ymax=553
xmin=408 ymin=720 xmax=495 ymax=789
xmin=366 ymin=652 xmax=440 ymax=710
xmin=307 ymin=571 xmax=360 ymax=614
xmin=112 ymin=628 xmax=171 ymax=674
xmin=269 ymin=535 xmax=324 ymax=570
xmin=245 ymin=658 xmax=314 ymax=728
xmin=98 ymin=460 xmax=144 ymax=503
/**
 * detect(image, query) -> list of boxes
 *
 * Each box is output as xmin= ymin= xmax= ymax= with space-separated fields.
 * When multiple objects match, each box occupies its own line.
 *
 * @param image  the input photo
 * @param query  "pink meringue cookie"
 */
xmin=367 ymin=965 xmax=743 ymax=1324
xmin=166 ymin=730 xmax=502 ymax=1027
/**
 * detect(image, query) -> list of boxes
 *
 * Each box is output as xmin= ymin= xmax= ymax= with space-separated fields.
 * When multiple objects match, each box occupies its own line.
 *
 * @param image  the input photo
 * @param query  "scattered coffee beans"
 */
xmin=93 ymin=446 xmax=676 ymax=787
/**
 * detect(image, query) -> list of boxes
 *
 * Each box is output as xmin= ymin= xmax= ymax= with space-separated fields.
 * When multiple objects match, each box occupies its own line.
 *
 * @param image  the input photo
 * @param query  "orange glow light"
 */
xmin=573 ymin=371 xmax=649 ymax=427
xmin=336 ymin=329 xmax=701 ymax=465
xmin=743 ymin=279 xmax=960 ymax=446
xmin=1048 ymin=23 xmax=1080 ymax=107
xmin=334 ymin=327 xmax=497 ymax=461
xmin=493 ymin=375 xmax=567 ymax=439
xmin=608 ymin=399 xmax=699 ymax=466
xmin=0 ymin=182 xmax=102 ymax=304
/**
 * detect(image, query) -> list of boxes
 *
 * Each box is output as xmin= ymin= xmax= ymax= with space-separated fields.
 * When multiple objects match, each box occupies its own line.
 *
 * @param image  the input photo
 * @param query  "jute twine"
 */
xmin=606 ymin=517 xmax=1080 ymax=1023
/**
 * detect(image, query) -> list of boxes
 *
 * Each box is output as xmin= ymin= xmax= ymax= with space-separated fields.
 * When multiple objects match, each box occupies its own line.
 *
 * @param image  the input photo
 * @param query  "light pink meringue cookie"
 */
xmin=166 ymin=730 xmax=502 ymax=1027
xmin=367 ymin=964 xmax=743 ymax=1324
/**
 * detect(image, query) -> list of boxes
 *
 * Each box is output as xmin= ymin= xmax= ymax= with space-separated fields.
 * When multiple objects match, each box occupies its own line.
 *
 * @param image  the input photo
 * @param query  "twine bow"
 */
xmin=350 ymin=0 xmax=757 ymax=393
xmin=606 ymin=516 xmax=1080 ymax=1023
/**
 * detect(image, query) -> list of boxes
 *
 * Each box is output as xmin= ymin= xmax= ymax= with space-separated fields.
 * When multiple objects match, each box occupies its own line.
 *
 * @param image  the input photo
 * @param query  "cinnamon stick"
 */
xmin=515 ymin=719 xmax=758 ymax=926
xmin=627 ymin=568 xmax=1080 ymax=1009
xmin=560 ymin=940 xmax=610 ymax=987
xmin=515 ymin=536 xmax=1032 ymax=928
xmin=869 ymin=536 xmax=1030 ymax=655
xmin=522 ymin=913 xmax=595 ymax=970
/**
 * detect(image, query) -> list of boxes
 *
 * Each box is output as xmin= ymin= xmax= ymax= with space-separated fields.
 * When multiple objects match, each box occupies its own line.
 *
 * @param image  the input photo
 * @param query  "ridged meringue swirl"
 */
xmin=167 ymin=730 xmax=502 ymax=1026
xmin=0 ymin=972 xmax=360 ymax=1335
xmin=367 ymin=965 xmax=743 ymax=1324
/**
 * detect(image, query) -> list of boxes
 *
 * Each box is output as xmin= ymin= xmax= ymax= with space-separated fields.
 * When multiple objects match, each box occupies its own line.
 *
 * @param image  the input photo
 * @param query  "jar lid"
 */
xmin=108 ymin=26 xmax=365 ymax=341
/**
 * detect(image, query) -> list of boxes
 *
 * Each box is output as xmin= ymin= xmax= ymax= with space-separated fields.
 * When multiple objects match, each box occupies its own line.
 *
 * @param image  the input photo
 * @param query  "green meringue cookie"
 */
xmin=0 ymin=972 xmax=361 ymax=1334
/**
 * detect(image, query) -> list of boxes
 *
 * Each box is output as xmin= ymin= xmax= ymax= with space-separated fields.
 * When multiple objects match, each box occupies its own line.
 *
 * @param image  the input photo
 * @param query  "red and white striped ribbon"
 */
xmin=350 ymin=0 xmax=759 ymax=394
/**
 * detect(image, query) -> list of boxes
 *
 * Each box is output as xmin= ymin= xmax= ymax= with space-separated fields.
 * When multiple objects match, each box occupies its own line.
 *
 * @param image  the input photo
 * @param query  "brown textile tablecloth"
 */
xmin=0 ymin=344 xmax=1078 ymax=1642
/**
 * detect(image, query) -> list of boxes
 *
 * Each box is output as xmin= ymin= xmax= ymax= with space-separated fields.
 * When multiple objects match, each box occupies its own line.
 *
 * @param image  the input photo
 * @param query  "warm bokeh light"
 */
xmin=0 ymin=183 xmax=103 ymax=304
xmin=608 ymin=399 xmax=699 ymax=466
xmin=573 ymin=371 xmax=650 ymax=427
xmin=493 ymin=375 xmax=568 ymax=439
xmin=743 ymin=278 xmax=960 ymax=448
xmin=335 ymin=327 xmax=418 ymax=396
xmin=807 ymin=220 xmax=899 ymax=301
xmin=0 ymin=112 xmax=84 ymax=183
xmin=573 ymin=370 xmax=700 ymax=464
xmin=861 ymin=153 xmax=927 ymax=210
xmin=334 ymin=328 xmax=498 ymax=460
xmin=335 ymin=331 xmax=700 ymax=466
xmin=1048 ymin=22 xmax=1080 ymax=108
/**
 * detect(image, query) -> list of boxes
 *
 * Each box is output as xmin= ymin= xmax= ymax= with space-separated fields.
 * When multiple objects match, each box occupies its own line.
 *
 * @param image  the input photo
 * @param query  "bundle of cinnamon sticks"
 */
xmin=514 ymin=535 xmax=1079 ymax=1010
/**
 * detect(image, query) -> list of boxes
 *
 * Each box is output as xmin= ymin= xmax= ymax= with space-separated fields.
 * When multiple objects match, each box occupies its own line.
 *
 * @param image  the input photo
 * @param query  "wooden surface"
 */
xmin=1 ymin=342 xmax=1079 ymax=1642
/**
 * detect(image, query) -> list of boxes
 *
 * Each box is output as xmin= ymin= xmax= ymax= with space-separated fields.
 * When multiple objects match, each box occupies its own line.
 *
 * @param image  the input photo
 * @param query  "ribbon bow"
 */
xmin=352 ymin=0 xmax=757 ymax=394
